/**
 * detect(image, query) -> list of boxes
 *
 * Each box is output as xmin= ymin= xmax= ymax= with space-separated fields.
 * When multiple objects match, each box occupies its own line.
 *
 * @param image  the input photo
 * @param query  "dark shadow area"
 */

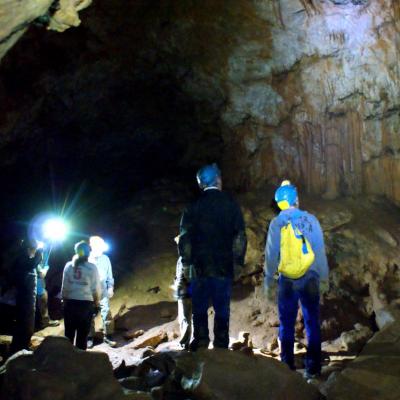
xmin=231 ymin=281 xmax=255 ymax=302
xmin=115 ymin=301 xmax=178 ymax=333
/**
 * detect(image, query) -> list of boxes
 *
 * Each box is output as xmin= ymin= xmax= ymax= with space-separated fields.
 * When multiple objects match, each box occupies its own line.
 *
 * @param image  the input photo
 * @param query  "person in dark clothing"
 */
xmin=61 ymin=241 xmax=101 ymax=350
xmin=10 ymin=238 xmax=43 ymax=354
xmin=179 ymin=164 xmax=247 ymax=351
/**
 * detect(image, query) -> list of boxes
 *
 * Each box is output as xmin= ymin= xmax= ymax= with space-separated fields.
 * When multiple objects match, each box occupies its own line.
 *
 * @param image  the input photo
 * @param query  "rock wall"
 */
xmin=0 ymin=0 xmax=92 ymax=61
xmin=219 ymin=0 xmax=400 ymax=203
xmin=1 ymin=0 xmax=400 ymax=204
xmin=142 ymin=0 xmax=400 ymax=201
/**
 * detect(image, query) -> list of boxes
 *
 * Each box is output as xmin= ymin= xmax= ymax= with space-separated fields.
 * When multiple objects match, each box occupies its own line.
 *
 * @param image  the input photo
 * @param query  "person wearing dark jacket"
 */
xmin=10 ymin=238 xmax=43 ymax=354
xmin=179 ymin=164 xmax=247 ymax=350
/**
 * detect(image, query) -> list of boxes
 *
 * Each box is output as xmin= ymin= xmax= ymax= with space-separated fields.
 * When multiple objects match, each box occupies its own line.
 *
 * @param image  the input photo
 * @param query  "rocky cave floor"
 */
xmin=1 ymin=183 xmax=400 ymax=399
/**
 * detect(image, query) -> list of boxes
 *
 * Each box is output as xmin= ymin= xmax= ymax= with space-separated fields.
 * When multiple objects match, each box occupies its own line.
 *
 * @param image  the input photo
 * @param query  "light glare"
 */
xmin=43 ymin=218 xmax=68 ymax=242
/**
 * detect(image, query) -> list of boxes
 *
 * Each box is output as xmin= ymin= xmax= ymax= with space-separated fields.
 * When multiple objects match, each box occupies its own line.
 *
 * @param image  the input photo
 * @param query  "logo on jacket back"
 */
xmin=278 ymin=221 xmax=315 ymax=279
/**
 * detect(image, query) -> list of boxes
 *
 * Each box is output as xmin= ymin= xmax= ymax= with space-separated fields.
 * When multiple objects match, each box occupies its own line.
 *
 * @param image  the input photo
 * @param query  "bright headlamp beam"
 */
xmin=42 ymin=218 xmax=68 ymax=242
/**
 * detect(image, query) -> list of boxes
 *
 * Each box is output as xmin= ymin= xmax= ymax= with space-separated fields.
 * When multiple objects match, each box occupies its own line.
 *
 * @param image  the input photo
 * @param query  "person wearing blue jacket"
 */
xmin=264 ymin=180 xmax=329 ymax=379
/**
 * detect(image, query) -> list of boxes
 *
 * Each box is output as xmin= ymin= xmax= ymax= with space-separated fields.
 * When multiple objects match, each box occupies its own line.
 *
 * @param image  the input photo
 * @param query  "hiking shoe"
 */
xmin=87 ymin=338 xmax=94 ymax=349
xmin=39 ymin=319 xmax=60 ymax=329
xmin=103 ymin=336 xmax=117 ymax=347
xmin=303 ymin=371 xmax=321 ymax=383
xmin=189 ymin=340 xmax=209 ymax=352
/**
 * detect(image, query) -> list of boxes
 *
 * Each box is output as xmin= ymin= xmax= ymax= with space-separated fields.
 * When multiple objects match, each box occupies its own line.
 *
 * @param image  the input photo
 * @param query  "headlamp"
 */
xmin=42 ymin=218 xmax=68 ymax=242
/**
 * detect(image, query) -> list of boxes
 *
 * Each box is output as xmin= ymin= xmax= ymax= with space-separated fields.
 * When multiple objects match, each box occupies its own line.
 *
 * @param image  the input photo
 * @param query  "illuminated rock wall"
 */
xmin=217 ymin=0 xmax=400 ymax=202
xmin=0 ymin=0 xmax=92 ymax=62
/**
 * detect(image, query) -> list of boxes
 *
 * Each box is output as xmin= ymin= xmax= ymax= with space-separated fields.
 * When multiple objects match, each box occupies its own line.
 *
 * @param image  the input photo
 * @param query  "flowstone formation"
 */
xmin=219 ymin=0 xmax=400 ymax=200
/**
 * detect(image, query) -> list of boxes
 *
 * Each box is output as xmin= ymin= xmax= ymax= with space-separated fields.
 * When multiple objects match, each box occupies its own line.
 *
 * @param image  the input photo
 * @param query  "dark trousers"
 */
xmin=11 ymin=273 xmax=37 ymax=354
xmin=192 ymin=277 xmax=232 ymax=349
xmin=278 ymin=272 xmax=321 ymax=374
xmin=64 ymin=299 xmax=94 ymax=350
xmin=36 ymin=289 xmax=50 ymax=328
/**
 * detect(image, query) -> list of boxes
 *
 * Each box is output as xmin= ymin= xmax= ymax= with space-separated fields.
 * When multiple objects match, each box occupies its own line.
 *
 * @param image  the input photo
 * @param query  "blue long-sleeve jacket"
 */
xmin=264 ymin=207 xmax=328 ymax=288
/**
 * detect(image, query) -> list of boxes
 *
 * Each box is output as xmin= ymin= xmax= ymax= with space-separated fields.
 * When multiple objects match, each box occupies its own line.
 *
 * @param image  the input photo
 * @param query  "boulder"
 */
xmin=0 ymin=336 xmax=131 ymax=400
xmin=175 ymin=349 xmax=321 ymax=400
xmin=375 ymin=305 xmax=400 ymax=330
xmin=124 ymin=330 xmax=145 ymax=340
xmin=134 ymin=331 xmax=168 ymax=350
xmin=339 ymin=324 xmax=373 ymax=353
xmin=326 ymin=320 xmax=400 ymax=400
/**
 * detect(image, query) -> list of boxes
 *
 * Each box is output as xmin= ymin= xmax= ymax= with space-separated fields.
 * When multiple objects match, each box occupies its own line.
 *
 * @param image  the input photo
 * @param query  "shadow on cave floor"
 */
xmin=114 ymin=301 xmax=178 ymax=335
xmin=113 ymin=282 xmax=254 ymax=335
xmin=232 ymin=281 xmax=254 ymax=302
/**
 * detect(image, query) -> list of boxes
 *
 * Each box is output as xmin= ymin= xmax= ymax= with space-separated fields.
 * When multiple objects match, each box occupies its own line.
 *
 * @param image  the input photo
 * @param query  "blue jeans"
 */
xmin=191 ymin=277 xmax=232 ymax=348
xmin=278 ymin=272 xmax=321 ymax=374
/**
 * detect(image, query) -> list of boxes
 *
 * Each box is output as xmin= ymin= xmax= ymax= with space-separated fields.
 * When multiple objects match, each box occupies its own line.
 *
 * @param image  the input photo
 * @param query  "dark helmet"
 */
xmin=74 ymin=241 xmax=91 ymax=258
xmin=196 ymin=163 xmax=221 ymax=190
xmin=275 ymin=180 xmax=298 ymax=210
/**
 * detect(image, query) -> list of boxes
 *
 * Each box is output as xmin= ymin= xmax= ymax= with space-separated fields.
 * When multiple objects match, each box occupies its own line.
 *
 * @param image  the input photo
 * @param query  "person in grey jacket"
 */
xmin=88 ymin=235 xmax=115 ymax=347
xmin=265 ymin=180 xmax=329 ymax=380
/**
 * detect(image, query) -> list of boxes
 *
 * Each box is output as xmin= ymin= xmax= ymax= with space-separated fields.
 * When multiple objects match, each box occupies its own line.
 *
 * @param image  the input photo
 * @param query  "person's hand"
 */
xmin=176 ymin=278 xmax=189 ymax=298
xmin=320 ymin=280 xmax=329 ymax=295
xmin=264 ymin=285 xmax=277 ymax=303
xmin=182 ymin=264 xmax=192 ymax=281
xmin=107 ymin=287 xmax=114 ymax=298
xmin=34 ymin=248 xmax=44 ymax=263
xmin=233 ymin=263 xmax=243 ymax=281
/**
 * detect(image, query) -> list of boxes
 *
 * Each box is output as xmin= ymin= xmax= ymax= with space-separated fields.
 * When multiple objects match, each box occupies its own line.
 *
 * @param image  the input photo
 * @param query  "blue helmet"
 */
xmin=196 ymin=163 xmax=221 ymax=189
xmin=74 ymin=241 xmax=91 ymax=258
xmin=275 ymin=180 xmax=298 ymax=210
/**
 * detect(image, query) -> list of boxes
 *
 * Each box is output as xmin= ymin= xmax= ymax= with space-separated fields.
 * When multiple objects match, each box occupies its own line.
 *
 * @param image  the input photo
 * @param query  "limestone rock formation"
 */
xmin=0 ymin=0 xmax=92 ymax=62
xmin=1 ymin=1 xmax=400 ymax=204
xmin=325 ymin=319 xmax=400 ymax=400
xmin=0 ymin=0 xmax=52 ymax=61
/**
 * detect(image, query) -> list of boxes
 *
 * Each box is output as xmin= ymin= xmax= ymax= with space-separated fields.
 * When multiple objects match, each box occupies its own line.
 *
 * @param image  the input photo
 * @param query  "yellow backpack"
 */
xmin=278 ymin=221 xmax=315 ymax=279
